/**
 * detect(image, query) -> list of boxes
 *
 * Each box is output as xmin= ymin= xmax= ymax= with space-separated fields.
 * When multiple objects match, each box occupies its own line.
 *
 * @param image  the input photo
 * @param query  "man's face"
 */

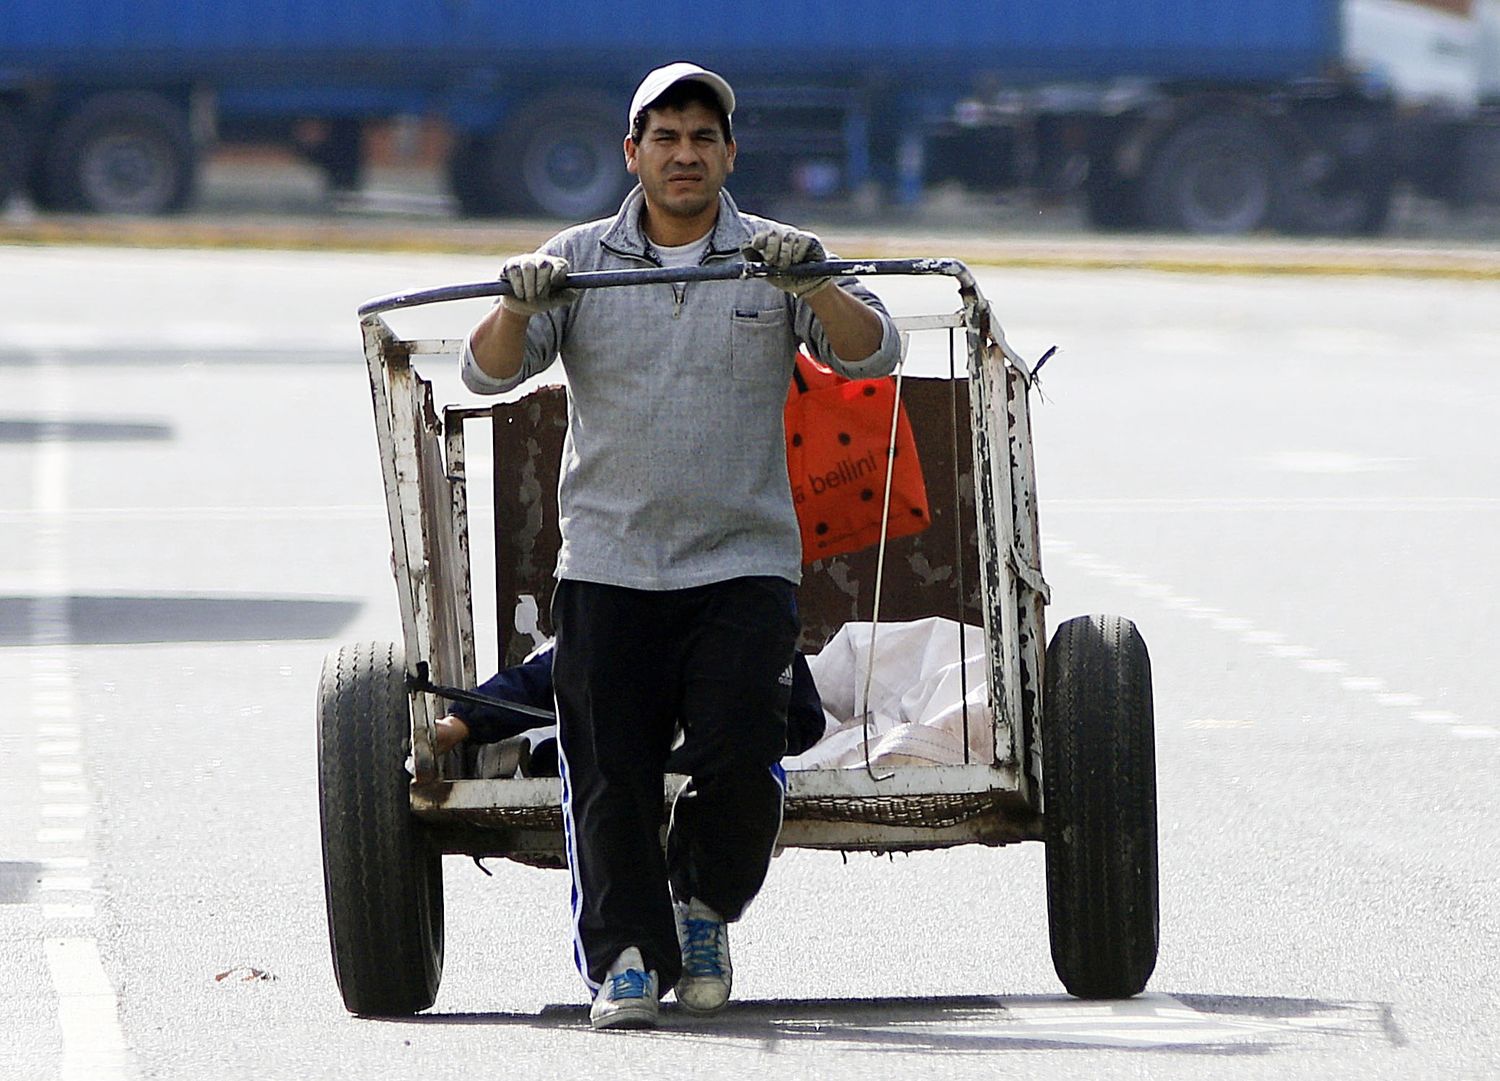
xmin=624 ymin=101 xmax=736 ymax=222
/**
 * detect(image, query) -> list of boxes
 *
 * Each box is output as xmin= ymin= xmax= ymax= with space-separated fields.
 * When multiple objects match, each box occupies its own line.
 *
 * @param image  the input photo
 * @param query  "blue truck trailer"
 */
xmin=2 ymin=0 xmax=1497 ymax=232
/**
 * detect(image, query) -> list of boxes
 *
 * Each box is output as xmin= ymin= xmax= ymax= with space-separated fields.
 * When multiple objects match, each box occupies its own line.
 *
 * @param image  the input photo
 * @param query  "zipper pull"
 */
xmin=673 ymin=283 xmax=684 ymax=318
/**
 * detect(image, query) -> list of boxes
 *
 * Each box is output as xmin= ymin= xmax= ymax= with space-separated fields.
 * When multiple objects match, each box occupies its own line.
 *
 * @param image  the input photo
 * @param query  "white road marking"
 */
xmin=1297 ymin=659 xmax=1348 ymax=674
xmin=41 ymin=780 xmax=88 ymax=796
xmin=1413 ymin=710 xmax=1461 ymax=724
xmin=1047 ymin=533 xmax=1480 ymax=742
xmin=24 ymin=354 xmax=136 ymax=1078
xmin=824 ymin=994 xmax=1296 ymax=1049
xmin=1211 ymin=615 xmax=1254 ymax=632
xmin=997 ymin=995 xmax=1292 ymax=1047
xmin=39 ymin=857 xmax=90 ymax=872
xmin=43 ymin=939 xmax=136 ymax=1081
xmin=43 ymin=905 xmax=98 ymax=921
xmin=1256 ymin=451 xmax=1417 ymax=475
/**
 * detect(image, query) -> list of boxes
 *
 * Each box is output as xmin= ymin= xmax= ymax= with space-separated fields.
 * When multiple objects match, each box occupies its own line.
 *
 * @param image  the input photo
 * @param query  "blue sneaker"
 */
xmin=589 ymin=948 xmax=659 ymax=1030
xmin=674 ymin=900 xmax=732 ymax=1015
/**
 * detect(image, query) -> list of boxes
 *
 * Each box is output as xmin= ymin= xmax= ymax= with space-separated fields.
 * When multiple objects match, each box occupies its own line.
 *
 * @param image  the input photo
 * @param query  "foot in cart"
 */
xmin=430 ymin=642 xmax=828 ymax=770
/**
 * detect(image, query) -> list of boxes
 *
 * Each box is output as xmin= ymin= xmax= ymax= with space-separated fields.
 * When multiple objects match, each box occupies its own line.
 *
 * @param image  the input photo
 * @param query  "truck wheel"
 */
xmin=497 ymin=93 xmax=631 ymax=219
xmin=1287 ymin=175 xmax=1395 ymax=237
xmin=1042 ymin=614 xmax=1158 ymax=999
xmin=44 ymin=92 xmax=196 ymax=214
xmin=1142 ymin=114 xmax=1285 ymax=234
xmin=318 ymin=641 xmax=444 ymax=1016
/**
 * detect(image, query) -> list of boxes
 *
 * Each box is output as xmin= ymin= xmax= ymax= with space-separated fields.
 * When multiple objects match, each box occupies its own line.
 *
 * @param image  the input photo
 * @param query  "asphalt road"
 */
xmin=1 ymin=240 xmax=1497 ymax=1079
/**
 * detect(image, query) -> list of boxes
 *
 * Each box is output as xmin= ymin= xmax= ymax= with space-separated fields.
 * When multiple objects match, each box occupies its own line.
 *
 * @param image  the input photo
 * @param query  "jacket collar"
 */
xmin=600 ymin=185 xmax=752 ymax=262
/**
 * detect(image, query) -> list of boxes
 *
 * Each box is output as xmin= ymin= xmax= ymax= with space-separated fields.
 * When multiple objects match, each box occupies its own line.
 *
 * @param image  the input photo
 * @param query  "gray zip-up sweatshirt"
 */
xmin=464 ymin=185 xmax=901 ymax=590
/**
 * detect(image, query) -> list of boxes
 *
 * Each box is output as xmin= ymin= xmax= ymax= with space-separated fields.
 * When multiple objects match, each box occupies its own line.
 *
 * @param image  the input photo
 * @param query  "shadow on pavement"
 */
xmin=0 ymin=861 xmax=45 ymax=905
xmin=387 ymin=992 xmax=1400 ymax=1054
xmin=0 ymin=418 xmax=174 ymax=443
xmin=0 ymin=594 xmax=363 ymax=645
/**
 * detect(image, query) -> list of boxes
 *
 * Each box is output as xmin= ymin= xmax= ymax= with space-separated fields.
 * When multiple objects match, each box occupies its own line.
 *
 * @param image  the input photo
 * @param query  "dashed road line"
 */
xmin=25 ymin=351 xmax=136 ymax=1080
xmin=1452 ymin=726 xmax=1500 ymax=740
xmin=43 ymin=904 xmax=99 ymax=922
xmin=44 ymin=939 xmax=136 ymax=1081
xmin=1044 ymin=534 xmax=1491 ymax=739
xmin=1414 ymin=711 xmax=1460 ymax=725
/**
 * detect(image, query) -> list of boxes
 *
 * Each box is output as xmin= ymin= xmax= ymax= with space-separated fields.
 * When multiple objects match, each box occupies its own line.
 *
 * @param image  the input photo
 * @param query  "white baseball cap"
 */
xmin=628 ymin=62 xmax=736 ymax=131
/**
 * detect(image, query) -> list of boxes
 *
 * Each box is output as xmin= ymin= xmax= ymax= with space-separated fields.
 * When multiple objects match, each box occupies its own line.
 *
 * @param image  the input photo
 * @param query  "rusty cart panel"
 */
xmin=357 ymin=260 xmax=1049 ymax=860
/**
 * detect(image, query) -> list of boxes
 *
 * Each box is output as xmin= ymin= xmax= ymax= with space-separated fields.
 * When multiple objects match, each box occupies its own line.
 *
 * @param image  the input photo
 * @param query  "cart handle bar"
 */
xmin=357 ymin=257 xmax=975 ymax=318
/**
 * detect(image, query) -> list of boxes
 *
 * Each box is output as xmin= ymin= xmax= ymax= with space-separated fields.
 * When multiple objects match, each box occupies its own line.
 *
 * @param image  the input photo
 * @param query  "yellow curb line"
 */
xmin=3 ymin=223 xmax=1499 ymax=281
xmin=971 ymin=255 xmax=1500 ymax=281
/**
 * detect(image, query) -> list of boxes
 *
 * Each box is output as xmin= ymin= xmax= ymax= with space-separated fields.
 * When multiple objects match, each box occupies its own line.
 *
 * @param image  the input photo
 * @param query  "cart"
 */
xmin=318 ymin=259 xmax=1158 ymax=1016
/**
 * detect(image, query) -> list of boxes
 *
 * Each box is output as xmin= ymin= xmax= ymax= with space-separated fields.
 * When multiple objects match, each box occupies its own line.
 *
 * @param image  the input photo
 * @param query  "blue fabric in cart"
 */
xmin=450 ymin=643 xmax=826 ymax=758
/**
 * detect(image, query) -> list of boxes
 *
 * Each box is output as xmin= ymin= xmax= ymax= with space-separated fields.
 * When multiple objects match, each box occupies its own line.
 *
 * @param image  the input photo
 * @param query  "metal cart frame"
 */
xmin=317 ymin=260 xmax=1158 ymax=1015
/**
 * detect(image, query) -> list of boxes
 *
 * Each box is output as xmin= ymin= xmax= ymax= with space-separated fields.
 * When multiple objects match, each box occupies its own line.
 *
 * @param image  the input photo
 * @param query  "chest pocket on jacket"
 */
xmin=729 ymin=306 xmax=790 ymax=383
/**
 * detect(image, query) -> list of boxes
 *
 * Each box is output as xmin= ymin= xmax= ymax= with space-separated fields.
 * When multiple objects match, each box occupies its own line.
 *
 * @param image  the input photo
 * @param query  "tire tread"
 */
xmin=318 ymin=641 xmax=443 ymax=1015
xmin=1043 ymin=614 xmax=1158 ymax=998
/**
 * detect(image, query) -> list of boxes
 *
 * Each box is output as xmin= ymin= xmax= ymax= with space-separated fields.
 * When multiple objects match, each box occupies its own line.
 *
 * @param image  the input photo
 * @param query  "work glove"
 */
xmin=743 ymin=225 xmax=833 ymax=298
xmin=499 ymin=253 xmax=578 ymax=316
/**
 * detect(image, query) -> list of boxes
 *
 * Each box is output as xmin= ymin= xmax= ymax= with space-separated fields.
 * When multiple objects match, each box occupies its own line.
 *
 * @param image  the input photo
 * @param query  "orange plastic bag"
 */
xmin=784 ymin=349 xmax=931 ymax=563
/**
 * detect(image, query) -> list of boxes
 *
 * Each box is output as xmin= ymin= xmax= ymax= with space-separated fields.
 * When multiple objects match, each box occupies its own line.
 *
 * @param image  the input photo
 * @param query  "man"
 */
xmin=461 ymin=61 xmax=900 ymax=1030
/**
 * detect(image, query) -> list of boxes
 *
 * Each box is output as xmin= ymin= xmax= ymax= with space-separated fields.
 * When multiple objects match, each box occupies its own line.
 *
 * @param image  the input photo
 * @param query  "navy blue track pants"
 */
xmin=551 ymin=575 xmax=798 ymax=992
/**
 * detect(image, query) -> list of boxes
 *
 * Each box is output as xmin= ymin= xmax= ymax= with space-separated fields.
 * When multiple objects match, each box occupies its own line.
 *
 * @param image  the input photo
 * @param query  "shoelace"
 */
xmin=680 ymin=917 xmax=725 ymax=976
xmin=607 ymin=968 xmax=652 ymax=1001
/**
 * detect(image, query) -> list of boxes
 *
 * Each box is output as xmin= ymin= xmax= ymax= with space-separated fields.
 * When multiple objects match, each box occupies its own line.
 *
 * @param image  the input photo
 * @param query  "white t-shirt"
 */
xmin=647 ymin=232 xmax=712 ymax=268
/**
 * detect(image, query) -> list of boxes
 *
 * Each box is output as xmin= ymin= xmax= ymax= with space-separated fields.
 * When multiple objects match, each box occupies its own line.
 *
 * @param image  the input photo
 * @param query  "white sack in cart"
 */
xmin=786 ymin=617 xmax=993 ymax=770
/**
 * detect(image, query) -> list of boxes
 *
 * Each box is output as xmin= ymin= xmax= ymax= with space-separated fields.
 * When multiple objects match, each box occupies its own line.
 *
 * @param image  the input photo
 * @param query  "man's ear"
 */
xmin=725 ymin=138 xmax=736 ymax=174
xmin=624 ymin=136 xmax=639 ymax=176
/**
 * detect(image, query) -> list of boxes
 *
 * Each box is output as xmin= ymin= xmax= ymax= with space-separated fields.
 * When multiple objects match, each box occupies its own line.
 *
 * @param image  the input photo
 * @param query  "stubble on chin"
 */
xmin=647 ymin=179 xmax=717 ymax=220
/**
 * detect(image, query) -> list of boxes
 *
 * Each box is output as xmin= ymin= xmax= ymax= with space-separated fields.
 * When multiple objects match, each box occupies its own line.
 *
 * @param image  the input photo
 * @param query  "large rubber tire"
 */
xmin=1042 ymin=614 xmax=1158 ymax=999
xmin=318 ymin=641 xmax=444 ymax=1016
xmin=496 ymin=93 xmax=632 ymax=219
xmin=1286 ymin=172 xmax=1395 ymax=237
xmin=1141 ymin=113 xmax=1285 ymax=235
xmin=43 ymin=92 xmax=196 ymax=214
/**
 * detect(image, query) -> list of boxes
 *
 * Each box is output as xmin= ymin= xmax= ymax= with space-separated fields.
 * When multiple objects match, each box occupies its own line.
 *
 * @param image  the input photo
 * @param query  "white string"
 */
xmin=858 ymin=347 xmax=908 ymax=783
xmin=948 ymin=327 xmax=971 ymax=764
